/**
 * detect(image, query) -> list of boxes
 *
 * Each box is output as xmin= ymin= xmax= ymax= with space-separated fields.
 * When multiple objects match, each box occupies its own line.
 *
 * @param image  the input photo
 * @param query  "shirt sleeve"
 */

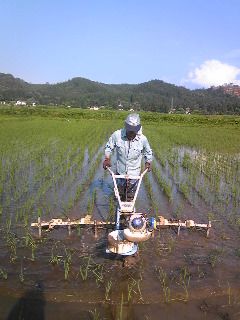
xmin=143 ymin=136 xmax=153 ymax=163
xmin=104 ymin=132 xmax=116 ymax=158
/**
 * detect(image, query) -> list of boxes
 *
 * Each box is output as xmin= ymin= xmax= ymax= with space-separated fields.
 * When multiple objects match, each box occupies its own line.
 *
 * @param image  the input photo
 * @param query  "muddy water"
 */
xmin=0 ymin=147 xmax=240 ymax=319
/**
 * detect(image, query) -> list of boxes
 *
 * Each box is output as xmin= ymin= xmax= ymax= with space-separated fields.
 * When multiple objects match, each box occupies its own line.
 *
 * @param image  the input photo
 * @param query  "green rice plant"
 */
xmin=23 ymin=231 xmax=37 ymax=261
xmin=49 ymin=242 xmax=62 ymax=265
xmin=166 ymin=236 xmax=176 ymax=254
xmin=182 ymin=153 xmax=191 ymax=169
xmin=127 ymin=278 xmax=138 ymax=302
xmin=19 ymin=261 xmax=24 ymax=283
xmin=106 ymin=195 xmax=115 ymax=222
xmin=208 ymin=247 xmax=224 ymax=268
xmin=173 ymin=203 xmax=183 ymax=219
xmin=179 ymin=182 xmax=189 ymax=199
xmin=76 ymin=223 xmax=81 ymax=236
xmin=0 ymin=268 xmax=8 ymax=280
xmin=207 ymin=212 xmax=215 ymax=221
xmin=92 ymin=263 xmax=104 ymax=285
xmin=5 ymin=216 xmax=12 ymax=233
xmin=152 ymin=163 xmax=172 ymax=201
xmin=137 ymin=279 xmax=144 ymax=302
xmin=63 ymin=248 xmax=72 ymax=280
xmin=117 ymin=293 xmax=124 ymax=320
xmin=79 ymin=255 xmax=91 ymax=281
xmin=156 ymin=266 xmax=171 ymax=303
xmin=6 ymin=231 xmax=17 ymax=262
xmin=235 ymin=248 xmax=240 ymax=258
xmin=227 ymin=281 xmax=232 ymax=305
xmin=49 ymin=252 xmax=62 ymax=265
xmin=144 ymin=173 xmax=155 ymax=204
xmin=176 ymin=266 xmax=191 ymax=302
xmin=105 ymin=279 xmax=112 ymax=301
xmin=89 ymin=308 xmax=102 ymax=320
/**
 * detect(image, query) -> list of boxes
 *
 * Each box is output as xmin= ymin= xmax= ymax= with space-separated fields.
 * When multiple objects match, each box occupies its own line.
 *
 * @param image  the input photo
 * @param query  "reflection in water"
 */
xmin=7 ymin=283 xmax=45 ymax=320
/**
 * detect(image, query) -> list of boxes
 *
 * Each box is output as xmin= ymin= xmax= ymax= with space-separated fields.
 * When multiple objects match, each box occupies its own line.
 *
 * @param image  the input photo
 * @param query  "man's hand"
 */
xmin=145 ymin=162 xmax=151 ymax=172
xmin=103 ymin=158 xmax=111 ymax=170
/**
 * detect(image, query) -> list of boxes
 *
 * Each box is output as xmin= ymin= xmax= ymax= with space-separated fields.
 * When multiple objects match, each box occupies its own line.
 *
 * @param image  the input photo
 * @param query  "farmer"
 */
xmin=103 ymin=113 xmax=153 ymax=201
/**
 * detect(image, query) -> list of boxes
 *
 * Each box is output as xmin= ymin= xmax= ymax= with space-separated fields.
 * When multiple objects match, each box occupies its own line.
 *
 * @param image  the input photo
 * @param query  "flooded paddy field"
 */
xmin=0 ymin=114 xmax=240 ymax=319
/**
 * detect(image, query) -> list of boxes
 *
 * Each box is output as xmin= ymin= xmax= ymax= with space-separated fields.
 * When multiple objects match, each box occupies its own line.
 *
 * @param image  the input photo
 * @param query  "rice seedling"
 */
xmin=117 ymin=293 xmax=124 ymax=320
xmin=19 ymin=261 xmax=24 ymax=283
xmin=208 ymin=247 xmax=224 ymax=268
xmin=227 ymin=281 xmax=232 ymax=305
xmin=89 ymin=309 xmax=102 ymax=320
xmin=5 ymin=231 xmax=18 ymax=262
xmin=176 ymin=266 xmax=191 ymax=302
xmin=63 ymin=248 xmax=72 ymax=280
xmin=78 ymin=255 xmax=92 ymax=281
xmin=49 ymin=251 xmax=62 ymax=266
xmin=105 ymin=279 xmax=112 ymax=301
xmin=92 ymin=263 xmax=104 ymax=285
xmin=0 ymin=268 xmax=8 ymax=280
xmin=23 ymin=231 xmax=37 ymax=261
xmin=156 ymin=266 xmax=172 ymax=303
xmin=127 ymin=278 xmax=138 ymax=302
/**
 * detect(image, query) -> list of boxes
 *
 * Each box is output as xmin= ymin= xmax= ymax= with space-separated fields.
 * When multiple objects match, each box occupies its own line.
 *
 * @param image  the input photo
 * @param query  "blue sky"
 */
xmin=1 ymin=0 xmax=240 ymax=88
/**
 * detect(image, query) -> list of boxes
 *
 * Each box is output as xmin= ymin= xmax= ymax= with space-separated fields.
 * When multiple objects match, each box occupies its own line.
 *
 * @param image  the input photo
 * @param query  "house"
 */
xmin=168 ymin=108 xmax=176 ymax=114
xmin=15 ymin=100 xmax=27 ymax=106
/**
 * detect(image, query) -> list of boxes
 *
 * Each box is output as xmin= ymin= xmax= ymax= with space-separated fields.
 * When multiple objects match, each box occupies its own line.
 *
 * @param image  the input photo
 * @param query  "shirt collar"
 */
xmin=121 ymin=128 xmax=141 ymax=141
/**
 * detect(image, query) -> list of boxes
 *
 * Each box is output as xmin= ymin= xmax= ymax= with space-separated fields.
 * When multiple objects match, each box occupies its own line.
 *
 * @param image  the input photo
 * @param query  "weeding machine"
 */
xmin=31 ymin=168 xmax=211 ymax=257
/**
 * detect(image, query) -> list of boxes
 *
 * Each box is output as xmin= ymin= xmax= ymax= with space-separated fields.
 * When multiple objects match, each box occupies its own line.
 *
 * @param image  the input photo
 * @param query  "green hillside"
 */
xmin=0 ymin=73 xmax=240 ymax=114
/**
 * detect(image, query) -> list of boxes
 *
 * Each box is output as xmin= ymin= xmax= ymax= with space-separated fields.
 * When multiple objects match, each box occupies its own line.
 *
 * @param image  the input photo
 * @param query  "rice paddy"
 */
xmin=0 ymin=110 xmax=240 ymax=319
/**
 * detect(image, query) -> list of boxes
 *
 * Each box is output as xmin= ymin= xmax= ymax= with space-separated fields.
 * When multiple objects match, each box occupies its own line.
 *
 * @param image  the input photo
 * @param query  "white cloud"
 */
xmin=186 ymin=59 xmax=240 ymax=88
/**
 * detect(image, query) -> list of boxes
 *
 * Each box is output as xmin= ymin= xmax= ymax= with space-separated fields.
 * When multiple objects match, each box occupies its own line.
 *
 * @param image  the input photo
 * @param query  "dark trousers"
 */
xmin=117 ymin=178 xmax=138 ymax=201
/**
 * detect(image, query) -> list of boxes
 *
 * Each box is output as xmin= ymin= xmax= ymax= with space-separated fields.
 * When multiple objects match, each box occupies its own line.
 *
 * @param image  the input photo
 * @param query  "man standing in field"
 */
xmin=103 ymin=113 xmax=153 ymax=201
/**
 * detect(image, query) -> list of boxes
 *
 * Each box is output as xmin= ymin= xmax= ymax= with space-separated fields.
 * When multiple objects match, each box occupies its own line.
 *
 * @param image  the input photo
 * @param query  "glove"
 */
xmin=103 ymin=158 xmax=111 ymax=170
xmin=145 ymin=162 xmax=151 ymax=172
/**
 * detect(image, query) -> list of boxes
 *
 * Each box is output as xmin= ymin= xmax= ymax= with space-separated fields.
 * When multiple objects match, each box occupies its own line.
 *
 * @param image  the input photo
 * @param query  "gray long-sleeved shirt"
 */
xmin=104 ymin=128 xmax=153 ymax=175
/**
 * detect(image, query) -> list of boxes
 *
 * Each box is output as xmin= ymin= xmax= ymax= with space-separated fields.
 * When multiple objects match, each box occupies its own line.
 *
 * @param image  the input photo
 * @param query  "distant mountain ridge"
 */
xmin=0 ymin=72 xmax=239 ymax=114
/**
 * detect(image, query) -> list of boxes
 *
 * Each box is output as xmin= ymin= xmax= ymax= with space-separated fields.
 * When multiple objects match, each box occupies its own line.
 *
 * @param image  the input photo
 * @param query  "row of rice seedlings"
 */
xmin=144 ymin=173 xmax=159 ymax=215
xmin=87 ymin=189 xmax=97 ymax=215
xmin=151 ymin=162 xmax=173 ymax=201
xmin=71 ymin=152 xmax=103 ymax=212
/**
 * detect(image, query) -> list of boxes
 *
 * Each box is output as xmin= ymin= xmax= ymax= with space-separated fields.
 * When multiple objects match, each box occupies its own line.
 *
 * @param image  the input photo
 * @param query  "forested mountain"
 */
xmin=0 ymin=73 xmax=240 ymax=114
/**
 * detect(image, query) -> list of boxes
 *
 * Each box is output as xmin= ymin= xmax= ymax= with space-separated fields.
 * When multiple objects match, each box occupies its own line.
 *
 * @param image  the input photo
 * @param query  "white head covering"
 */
xmin=125 ymin=113 xmax=141 ymax=132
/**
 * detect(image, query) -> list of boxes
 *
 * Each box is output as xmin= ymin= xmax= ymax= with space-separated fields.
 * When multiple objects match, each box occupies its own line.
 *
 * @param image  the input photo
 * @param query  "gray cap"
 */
xmin=125 ymin=113 xmax=141 ymax=132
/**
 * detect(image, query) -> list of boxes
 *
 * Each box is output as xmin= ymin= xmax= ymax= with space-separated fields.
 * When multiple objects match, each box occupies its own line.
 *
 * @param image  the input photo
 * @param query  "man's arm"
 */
xmin=103 ymin=132 xmax=116 ymax=169
xmin=143 ymin=137 xmax=153 ymax=171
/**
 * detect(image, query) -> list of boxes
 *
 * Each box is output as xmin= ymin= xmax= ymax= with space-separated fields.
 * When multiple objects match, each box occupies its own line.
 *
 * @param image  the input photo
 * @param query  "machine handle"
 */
xmin=106 ymin=167 xmax=148 ymax=180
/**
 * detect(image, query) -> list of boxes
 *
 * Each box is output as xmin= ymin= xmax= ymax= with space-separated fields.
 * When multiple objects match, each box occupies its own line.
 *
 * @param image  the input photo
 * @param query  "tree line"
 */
xmin=0 ymin=73 xmax=240 ymax=114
